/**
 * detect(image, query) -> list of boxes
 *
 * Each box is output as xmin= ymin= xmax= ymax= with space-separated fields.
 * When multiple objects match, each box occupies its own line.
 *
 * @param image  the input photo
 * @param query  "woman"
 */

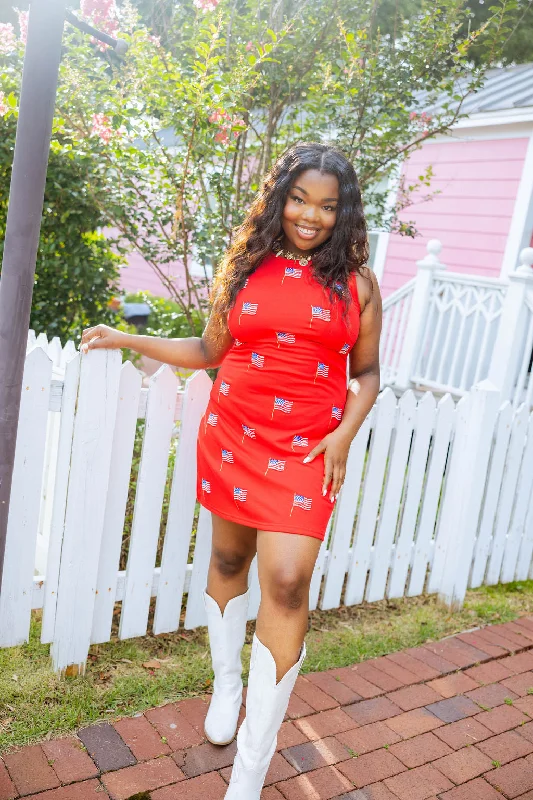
xmin=79 ymin=141 xmax=382 ymax=799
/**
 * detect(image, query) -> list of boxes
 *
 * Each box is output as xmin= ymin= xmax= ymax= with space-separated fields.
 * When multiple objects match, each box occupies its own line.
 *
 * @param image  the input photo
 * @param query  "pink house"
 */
xmin=373 ymin=63 xmax=533 ymax=296
xmin=118 ymin=63 xmax=533 ymax=303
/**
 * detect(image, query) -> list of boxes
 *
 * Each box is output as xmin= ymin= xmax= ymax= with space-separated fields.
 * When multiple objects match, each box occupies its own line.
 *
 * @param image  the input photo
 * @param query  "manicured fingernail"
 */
xmin=322 ymin=489 xmax=327 ymax=496
xmin=330 ymin=496 xmax=334 ymax=503
xmin=335 ymin=493 xmax=339 ymax=500
xmin=303 ymin=456 xmax=311 ymax=463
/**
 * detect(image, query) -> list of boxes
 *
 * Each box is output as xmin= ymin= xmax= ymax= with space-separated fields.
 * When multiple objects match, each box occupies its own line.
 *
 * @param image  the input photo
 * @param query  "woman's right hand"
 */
xmin=79 ymin=324 xmax=130 ymax=354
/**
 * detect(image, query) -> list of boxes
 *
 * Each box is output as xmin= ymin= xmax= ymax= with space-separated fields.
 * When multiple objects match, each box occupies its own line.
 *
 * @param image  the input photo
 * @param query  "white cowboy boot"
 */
xmin=203 ymin=589 xmax=250 ymax=746
xmin=224 ymin=633 xmax=306 ymax=799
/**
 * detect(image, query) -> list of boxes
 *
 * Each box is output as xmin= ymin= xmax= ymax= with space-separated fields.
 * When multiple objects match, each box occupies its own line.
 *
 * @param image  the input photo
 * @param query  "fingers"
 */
xmin=79 ymin=326 xmax=102 ymax=354
xmin=80 ymin=326 xmax=97 ymax=344
xmin=323 ymin=459 xmax=346 ymax=502
xmin=303 ymin=440 xmax=326 ymax=464
xmin=322 ymin=456 xmax=333 ymax=498
xmin=330 ymin=464 xmax=346 ymax=502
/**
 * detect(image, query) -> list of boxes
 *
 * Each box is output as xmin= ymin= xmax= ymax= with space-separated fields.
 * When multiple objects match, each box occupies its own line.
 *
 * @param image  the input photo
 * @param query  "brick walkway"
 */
xmin=5 ymin=618 xmax=533 ymax=799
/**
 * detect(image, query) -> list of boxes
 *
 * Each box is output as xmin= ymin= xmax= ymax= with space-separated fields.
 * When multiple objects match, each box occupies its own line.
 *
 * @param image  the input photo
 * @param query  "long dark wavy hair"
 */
xmin=210 ymin=141 xmax=370 ymax=333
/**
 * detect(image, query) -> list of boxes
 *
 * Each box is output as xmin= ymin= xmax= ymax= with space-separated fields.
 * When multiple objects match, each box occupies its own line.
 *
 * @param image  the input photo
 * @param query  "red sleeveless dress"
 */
xmin=196 ymin=250 xmax=361 ymax=540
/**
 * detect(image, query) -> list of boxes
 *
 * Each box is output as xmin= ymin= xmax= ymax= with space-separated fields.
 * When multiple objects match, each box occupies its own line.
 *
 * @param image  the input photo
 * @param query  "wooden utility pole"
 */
xmin=0 ymin=0 xmax=68 ymax=594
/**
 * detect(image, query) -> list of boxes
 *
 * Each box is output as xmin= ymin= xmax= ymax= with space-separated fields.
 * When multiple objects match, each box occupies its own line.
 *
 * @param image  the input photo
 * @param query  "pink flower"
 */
xmin=91 ymin=112 xmax=114 ymax=144
xmin=245 ymin=41 xmax=254 ymax=51
xmin=148 ymin=34 xmax=161 ymax=46
xmin=80 ymin=0 xmax=119 ymax=38
xmin=0 ymin=22 xmax=17 ymax=55
xmin=215 ymin=129 xmax=230 ymax=144
xmin=209 ymin=109 xmax=231 ymax=124
xmin=193 ymin=0 xmax=220 ymax=11
xmin=0 ymin=92 xmax=9 ymax=117
xmin=409 ymin=111 xmax=417 ymax=120
xmin=16 ymin=9 xmax=28 ymax=44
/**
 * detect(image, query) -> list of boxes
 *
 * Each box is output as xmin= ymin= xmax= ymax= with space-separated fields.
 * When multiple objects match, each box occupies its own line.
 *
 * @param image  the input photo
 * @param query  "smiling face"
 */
xmin=280 ymin=169 xmax=339 ymax=257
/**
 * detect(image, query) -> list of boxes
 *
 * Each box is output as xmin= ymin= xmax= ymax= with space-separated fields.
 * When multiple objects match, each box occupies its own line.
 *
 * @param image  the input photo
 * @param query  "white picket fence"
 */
xmin=381 ymin=242 xmax=533 ymax=409
xmin=1 ymin=334 xmax=533 ymax=675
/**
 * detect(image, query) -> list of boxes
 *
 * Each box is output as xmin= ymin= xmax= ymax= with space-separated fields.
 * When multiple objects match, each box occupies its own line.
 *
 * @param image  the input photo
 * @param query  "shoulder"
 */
xmin=352 ymin=267 xmax=380 ymax=314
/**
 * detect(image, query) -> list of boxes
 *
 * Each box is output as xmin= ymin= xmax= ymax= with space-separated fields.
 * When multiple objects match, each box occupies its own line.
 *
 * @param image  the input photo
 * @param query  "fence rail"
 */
xmin=1 ymin=340 xmax=533 ymax=674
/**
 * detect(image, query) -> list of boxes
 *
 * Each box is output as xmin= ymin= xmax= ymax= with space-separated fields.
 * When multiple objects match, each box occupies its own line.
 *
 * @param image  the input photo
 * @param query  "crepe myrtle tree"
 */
xmin=0 ymin=0 xmax=518 ymax=333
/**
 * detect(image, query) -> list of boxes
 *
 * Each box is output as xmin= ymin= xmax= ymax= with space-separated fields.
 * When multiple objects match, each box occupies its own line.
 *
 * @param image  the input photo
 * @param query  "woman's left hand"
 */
xmin=303 ymin=430 xmax=351 ymax=502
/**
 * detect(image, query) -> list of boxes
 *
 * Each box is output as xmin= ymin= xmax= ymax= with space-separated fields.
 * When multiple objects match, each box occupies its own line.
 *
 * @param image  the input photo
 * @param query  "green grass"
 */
xmin=1 ymin=580 xmax=533 ymax=754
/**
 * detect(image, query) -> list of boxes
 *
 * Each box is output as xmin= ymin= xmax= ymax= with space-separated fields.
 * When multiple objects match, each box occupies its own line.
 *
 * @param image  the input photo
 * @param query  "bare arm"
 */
xmin=336 ymin=267 xmax=383 ymax=442
xmin=79 ymin=310 xmax=234 ymax=370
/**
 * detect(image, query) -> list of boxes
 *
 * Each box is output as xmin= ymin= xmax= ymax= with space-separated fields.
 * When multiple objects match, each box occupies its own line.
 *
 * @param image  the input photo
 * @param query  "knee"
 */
xmin=269 ymin=570 xmax=309 ymax=612
xmin=211 ymin=546 xmax=250 ymax=579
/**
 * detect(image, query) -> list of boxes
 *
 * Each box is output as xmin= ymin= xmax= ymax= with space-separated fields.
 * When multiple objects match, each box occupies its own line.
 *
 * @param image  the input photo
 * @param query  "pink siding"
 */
xmin=380 ymin=137 xmax=529 ymax=298
xmin=118 ymin=250 xmax=187 ymax=298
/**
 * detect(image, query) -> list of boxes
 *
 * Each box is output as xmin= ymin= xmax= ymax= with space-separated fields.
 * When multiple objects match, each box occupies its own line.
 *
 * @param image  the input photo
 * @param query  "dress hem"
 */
xmin=197 ymin=497 xmax=327 ymax=541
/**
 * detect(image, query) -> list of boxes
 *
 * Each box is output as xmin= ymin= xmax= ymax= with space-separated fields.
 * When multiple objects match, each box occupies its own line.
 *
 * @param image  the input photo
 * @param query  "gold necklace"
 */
xmin=272 ymin=241 xmax=312 ymax=267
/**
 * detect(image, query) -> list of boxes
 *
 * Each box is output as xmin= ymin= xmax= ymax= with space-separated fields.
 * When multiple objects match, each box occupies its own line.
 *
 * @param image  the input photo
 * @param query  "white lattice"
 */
xmin=413 ymin=277 xmax=505 ymax=394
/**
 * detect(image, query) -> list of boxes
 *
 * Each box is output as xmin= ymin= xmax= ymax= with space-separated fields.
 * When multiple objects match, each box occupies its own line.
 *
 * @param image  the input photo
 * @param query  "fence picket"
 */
xmin=119 ymin=365 xmax=179 ymax=641
xmin=366 ymin=391 xmax=417 ymax=603
xmin=51 ymin=350 xmax=122 ymax=673
xmin=501 ymin=410 xmax=533 ymax=583
xmin=0 ymin=347 xmax=52 ymax=646
xmin=388 ymin=392 xmax=436 ymax=599
xmin=470 ymin=402 xmax=513 ymax=588
xmin=309 ymin=527 xmax=329 ymax=611
xmin=248 ymin=556 xmax=261 ymax=620
xmin=61 ymin=339 xmax=77 ymax=368
xmin=428 ymin=393 xmax=469 ymax=595
xmin=517 ymin=414 xmax=533 ymax=580
xmin=47 ymin=337 xmax=63 ymax=368
xmin=345 ymin=388 xmax=397 ymax=606
xmin=41 ymin=355 xmax=81 ymax=643
xmin=486 ymin=403 xmax=529 ymax=585
xmin=184 ymin=504 xmax=213 ymax=629
xmin=437 ymin=381 xmax=500 ymax=607
xmin=91 ymin=362 xmax=142 ymax=644
xmin=153 ymin=370 xmax=212 ymax=635
xmin=320 ymin=413 xmax=373 ymax=610
xmin=408 ymin=393 xmax=455 ymax=596
xmin=36 ymin=375 xmax=62 ymax=575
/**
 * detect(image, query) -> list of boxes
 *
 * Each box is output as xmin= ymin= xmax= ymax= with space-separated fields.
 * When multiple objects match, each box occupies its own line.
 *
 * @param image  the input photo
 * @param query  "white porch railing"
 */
xmin=380 ymin=277 xmax=415 ymax=386
xmin=1 ymin=340 xmax=533 ymax=674
xmin=382 ymin=242 xmax=533 ymax=409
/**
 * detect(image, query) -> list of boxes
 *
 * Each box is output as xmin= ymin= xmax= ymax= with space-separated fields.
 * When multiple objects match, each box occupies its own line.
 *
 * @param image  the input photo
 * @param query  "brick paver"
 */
xmin=77 ymin=723 xmax=136 ymax=773
xmin=3 ymin=746 xmax=60 ymax=796
xmin=41 ymin=737 xmax=98 ymax=784
xmin=100 ymin=756 xmax=184 ymax=798
xmin=7 ymin=616 xmax=533 ymax=799
xmin=112 ymin=714 xmax=171 ymax=761
xmin=426 ymin=671 xmax=479 ymax=699
xmin=336 ymin=721 xmax=402 ymax=755
xmin=387 ymin=731 xmax=453 ymax=767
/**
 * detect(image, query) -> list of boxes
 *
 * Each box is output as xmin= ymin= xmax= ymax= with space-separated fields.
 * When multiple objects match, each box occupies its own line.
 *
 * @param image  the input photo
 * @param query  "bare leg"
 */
xmin=206 ymin=513 xmax=257 ymax=611
xmin=255 ymin=530 xmax=321 ymax=681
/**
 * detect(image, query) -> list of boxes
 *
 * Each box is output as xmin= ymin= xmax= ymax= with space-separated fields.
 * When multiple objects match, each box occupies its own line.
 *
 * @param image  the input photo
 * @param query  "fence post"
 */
xmin=488 ymin=248 xmax=533 ymax=404
xmin=436 ymin=379 xmax=501 ymax=609
xmin=51 ymin=349 xmax=121 ymax=675
xmin=394 ymin=240 xmax=445 ymax=390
